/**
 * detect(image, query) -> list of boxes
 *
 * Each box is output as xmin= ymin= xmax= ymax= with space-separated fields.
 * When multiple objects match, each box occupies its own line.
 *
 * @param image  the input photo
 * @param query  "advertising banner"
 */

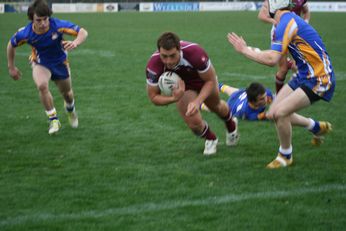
xmin=52 ymin=3 xmax=98 ymax=13
xmin=153 ymin=2 xmax=199 ymax=12
xmin=140 ymin=3 xmax=154 ymax=12
xmin=200 ymin=2 xmax=256 ymax=11
xmin=308 ymin=2 xmax=346 ymax=12
xmin=104 ymin=3 xmax=118 ymax=12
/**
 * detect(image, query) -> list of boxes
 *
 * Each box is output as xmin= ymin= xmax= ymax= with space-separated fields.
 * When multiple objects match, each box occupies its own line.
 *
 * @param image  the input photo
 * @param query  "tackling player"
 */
xmin=146 ymin=32 xmax=238 ymax=155
xmin=7 ymin=0 xmax=88 ymax=135
xmin=227 ymin=0 xmax=335 ymax=168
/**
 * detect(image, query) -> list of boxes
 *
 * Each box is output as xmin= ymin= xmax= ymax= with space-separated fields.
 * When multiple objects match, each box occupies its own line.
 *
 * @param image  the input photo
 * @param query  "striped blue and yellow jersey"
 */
xmin=227 ymin=88 xmax=273 ymax=121
xmin=271 ymin=11 xmax=333 ymax=80
xmin=9 ymin=17 xmax=80 ymax=66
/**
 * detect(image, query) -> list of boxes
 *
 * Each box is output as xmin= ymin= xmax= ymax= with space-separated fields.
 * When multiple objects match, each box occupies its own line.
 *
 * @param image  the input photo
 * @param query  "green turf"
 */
xmin=0 ymin=11 xmax=345 ymax=230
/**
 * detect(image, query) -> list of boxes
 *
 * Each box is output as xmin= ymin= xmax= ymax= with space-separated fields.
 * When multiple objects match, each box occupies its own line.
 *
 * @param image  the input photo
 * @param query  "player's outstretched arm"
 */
xmin=7 ymin=42 xmax=22 ymax=80
xmin=227 ymin=32 xmax=281 ymax=67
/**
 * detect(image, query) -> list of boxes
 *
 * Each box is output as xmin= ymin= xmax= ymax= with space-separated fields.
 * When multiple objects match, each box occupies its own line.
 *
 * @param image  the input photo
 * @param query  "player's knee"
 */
xmin=37 ymin=83 xmax=49 ymax=93
xmin=190 ymin=123 xmax=204 ymax=136
xmin=272 ymin=109 xmax=288 ymax=121
xmin=62 ymin=89 xmax=73 ymax=99
xmin=185 ymin=118 xmax=204 ymax=134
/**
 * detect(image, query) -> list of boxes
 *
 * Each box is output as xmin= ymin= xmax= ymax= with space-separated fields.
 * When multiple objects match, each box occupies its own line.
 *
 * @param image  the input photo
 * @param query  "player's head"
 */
xmin=27 ymin=0 xmax=52 ymax=21
xmin=157 ymin=32 xmax=181 ymax=70
xmin=246 ymin=82 xmax=267 ymax=108
xmin=268 ymin=0 xmax=293 ymax=18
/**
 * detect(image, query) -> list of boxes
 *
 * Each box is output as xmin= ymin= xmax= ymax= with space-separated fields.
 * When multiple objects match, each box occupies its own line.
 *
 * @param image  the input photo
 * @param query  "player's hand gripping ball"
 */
xmin=158 ymin=72 xmax=181 ymax=96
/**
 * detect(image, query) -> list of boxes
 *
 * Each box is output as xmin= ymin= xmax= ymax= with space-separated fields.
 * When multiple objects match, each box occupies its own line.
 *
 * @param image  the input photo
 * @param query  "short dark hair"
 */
xmin=246 ymin=82 xmax=266 ymax=103
xmin=27 ymin=0 xmax=52 ymax=21
xmin=157 ymin=32 xmax=181 ymax=51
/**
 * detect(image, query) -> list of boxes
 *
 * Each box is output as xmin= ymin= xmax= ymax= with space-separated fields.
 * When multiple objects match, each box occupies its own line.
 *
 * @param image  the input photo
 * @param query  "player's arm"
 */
xmin=147 ymin=79 xmax=185 ymax=106
xmin=186 ymin=65 xmax=216 ymax=116
xmin=227 ymin=32 xmax=281 ymax=66
xmin=258 ymin=0 xmax=277 ymax=25
xmin=7 ymin=42 xmax=22 ymax=80
xmin=63 ymin=28 xmax=88 ymax=51
xmin=301 ymin=4 xmax=310 ymax=23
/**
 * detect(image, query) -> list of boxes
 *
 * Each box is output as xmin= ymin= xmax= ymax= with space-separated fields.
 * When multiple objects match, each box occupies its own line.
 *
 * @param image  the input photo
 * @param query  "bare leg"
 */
xmin=32 ymin=64 xmax=54 ymax=111
xmin=266 ymin=85 xmax=311 ymax=168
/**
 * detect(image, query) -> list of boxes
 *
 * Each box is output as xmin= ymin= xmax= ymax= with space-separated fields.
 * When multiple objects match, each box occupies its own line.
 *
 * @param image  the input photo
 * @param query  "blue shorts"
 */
xmin=36 ymin=61 xmax=70 ymax=80
xmin=288 ymin=72 xmax=335 ymax=102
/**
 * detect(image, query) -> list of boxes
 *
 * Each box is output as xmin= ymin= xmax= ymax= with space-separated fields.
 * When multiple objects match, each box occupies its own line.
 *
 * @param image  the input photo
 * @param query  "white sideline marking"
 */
xmin=1 ymin=184 xmax=345 ymax=226
xmin=222 ymin=72 xmax=269 ymax=80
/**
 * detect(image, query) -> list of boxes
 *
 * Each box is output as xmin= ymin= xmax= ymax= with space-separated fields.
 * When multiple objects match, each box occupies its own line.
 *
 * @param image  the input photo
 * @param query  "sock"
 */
xmin=310 ymin=120 xmax=321 ymax=135
xmin=200 ymin=103 xmax=209 ymax=111
xmin=306 ymin=118 xmax=315 ymax=130
xmin=279 ymin=146 xmax=292 ymax=159
xmin=221 ymin=110 xmax=236 ymax=133
xmin=46 ymin=108 xmax=58 ymax=121
xmin=65 ymin=100 xmax=75 ymax=112
xmin=275 ymin=75 xmax=285 ymax=93
xmin=199 ymin=122 xmax=217 ymax=140
xmin=219 ymin=84 xmax=229 ymax=94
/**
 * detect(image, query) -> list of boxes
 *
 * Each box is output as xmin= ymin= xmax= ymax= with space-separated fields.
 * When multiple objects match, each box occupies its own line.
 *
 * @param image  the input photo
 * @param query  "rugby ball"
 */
xmin=158 ymin=72 xmax=181 ymax=96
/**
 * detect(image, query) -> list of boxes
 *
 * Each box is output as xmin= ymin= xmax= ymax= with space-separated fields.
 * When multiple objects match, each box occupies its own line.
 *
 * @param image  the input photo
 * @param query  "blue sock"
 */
xmin=65 ymin=100 xmax=75 ymax=112
xmin=279 ymin=146 xmax=292 ymax=159
xmin=311 ymin=121 xmax=321 ymax=134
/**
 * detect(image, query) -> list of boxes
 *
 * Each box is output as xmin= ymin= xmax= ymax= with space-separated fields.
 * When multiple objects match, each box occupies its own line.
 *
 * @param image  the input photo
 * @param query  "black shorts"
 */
xmin=300 ymin=85 xmax=321 ymax=104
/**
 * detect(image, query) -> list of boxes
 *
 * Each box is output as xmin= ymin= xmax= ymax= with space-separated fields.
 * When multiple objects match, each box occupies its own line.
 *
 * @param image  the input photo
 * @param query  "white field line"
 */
xmin=1 ymin=183 xmax=345 ymax=226
xmin=222 ymin=72 xmax=269 ymax=80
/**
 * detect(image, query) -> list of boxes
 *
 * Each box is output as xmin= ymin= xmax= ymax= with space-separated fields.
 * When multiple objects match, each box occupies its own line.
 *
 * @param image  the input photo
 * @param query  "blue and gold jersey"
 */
xmin=227 ymin=89 xmax=273 ymax=121
xmin=10 ymin=18 xmax=80 ymax=66
xmin=271 ymin=11 xmax=335 ymax=101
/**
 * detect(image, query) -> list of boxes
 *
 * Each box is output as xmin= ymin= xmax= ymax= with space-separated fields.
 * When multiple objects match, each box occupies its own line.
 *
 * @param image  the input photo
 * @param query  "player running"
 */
xmin=7 ymin=0 xmax=88 ymax=135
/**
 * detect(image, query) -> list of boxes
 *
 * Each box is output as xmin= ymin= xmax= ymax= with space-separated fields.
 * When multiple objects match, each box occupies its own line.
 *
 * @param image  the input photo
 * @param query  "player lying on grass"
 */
xmin=227 ymin=0 xmax=335 ymax=168
xmin=201 ymin=82 xmax=331 ymax=146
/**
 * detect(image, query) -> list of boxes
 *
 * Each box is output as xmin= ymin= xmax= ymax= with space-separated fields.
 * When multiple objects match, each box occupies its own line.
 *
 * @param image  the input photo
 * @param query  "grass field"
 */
xmin=0 ymin=11 xmax=346 ymax=230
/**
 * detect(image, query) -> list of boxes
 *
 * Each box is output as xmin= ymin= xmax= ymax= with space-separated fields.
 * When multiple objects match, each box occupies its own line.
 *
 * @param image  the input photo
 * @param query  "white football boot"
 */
xmin=203 ymin=139 xmax=218 ymax=155
xmin=48 ymin=119 xmax=61 ymax=135
xmin=67 ymin=110 xmax=78 ymax=128
xmin=226 ymin=117 xmax=239 ymax=146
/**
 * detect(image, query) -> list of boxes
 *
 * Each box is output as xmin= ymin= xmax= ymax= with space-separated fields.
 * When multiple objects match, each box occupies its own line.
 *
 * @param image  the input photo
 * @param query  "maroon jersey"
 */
xmin=146 ymin=41 xmax=211 ymax=91
xmin=291 ymin=0 xmax=307 ymax=16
